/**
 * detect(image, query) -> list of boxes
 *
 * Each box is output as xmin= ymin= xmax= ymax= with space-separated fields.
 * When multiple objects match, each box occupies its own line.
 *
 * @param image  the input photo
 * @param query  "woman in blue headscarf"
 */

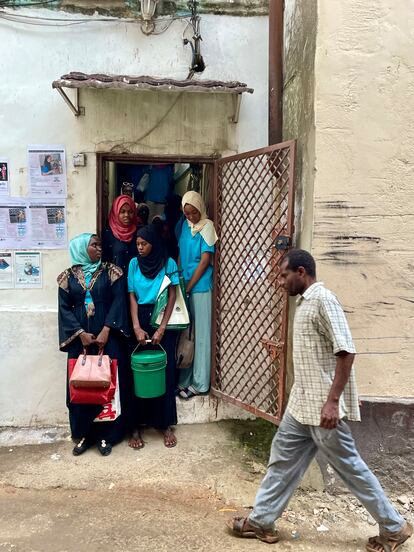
xmin=57 ymin=233 xmax=129 ymax=456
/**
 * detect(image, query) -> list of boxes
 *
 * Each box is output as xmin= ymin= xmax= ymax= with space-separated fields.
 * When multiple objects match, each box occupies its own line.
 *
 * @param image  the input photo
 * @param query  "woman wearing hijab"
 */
xmin=57 ymin=233 xmax=129 ymax=456
xmin=102 ymin=195 xmax=140 ymax=275
xmin=127 ymin=225 xmax=179 ymax=449
xmin=176 ymin=191 xmax=218 ymax=400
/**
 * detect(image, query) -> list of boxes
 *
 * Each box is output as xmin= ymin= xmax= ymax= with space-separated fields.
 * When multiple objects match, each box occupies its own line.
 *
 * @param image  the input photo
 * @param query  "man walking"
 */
xmin=227 ymin=249 xmax=412 ymax=551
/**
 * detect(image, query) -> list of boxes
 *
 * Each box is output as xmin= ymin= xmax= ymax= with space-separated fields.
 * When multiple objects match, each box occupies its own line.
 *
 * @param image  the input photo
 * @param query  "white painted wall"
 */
xmin=0 ymin=8 xmax=268 ymax=426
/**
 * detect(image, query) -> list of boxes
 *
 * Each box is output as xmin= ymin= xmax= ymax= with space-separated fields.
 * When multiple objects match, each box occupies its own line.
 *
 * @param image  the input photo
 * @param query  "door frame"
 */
xmin=96 ymin=152 xmax=218 ymax=236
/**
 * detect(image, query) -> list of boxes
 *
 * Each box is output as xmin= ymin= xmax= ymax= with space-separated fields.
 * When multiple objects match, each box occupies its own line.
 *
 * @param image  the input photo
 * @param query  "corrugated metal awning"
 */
xmin=52 ymin=72 xmax=254 ymax=122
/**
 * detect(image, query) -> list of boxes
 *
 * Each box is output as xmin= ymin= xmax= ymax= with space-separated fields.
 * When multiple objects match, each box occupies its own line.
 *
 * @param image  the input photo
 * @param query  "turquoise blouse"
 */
xmin=128 ymin=257 xmax=179 ymax=305
xmin=176 ymin=218 xmax=215 ymax=294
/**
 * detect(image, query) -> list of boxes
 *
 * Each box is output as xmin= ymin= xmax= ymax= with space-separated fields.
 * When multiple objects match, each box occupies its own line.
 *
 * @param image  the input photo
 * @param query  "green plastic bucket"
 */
xmin=131 ymin=344 xmax=167 ymax=399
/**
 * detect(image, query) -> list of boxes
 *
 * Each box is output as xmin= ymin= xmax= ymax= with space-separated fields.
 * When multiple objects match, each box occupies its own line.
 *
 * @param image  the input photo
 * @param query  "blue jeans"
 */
xmin=248 ymin=411 xmax=405 ymax=533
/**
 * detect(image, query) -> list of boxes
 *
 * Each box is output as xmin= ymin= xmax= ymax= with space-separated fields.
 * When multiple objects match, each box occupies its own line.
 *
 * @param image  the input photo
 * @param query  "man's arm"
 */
xmin=320 ymin=351 xmax=355 ymax=429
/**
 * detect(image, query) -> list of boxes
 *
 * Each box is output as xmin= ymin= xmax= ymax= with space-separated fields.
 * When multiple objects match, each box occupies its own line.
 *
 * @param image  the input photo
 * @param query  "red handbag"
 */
xmin=68 ymin=357 xmax=117 ymax=405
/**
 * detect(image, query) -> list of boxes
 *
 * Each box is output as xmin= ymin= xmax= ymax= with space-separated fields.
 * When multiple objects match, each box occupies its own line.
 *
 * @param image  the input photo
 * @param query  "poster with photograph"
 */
xmin=0 ymin=158 xmax=10 ymax=196
xmin=0 ymin=251 xmax=13 ymax=289
xmin=28 ymin=145 xmax=67 ymax=198
xmin=0 ymin=200 xmax=29 ymax=249
xmin=14 ymin=251 xmax=42 ymax=288
xmin=28 ymin=200 xmax=67 ymax=249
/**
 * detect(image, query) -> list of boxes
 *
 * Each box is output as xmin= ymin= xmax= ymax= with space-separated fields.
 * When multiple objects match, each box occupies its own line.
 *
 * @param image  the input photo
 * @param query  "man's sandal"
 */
xmin=366 ymin=521 xmax=413 ymax=552
xmin=226 ymin=517 xmax=280 ymax=544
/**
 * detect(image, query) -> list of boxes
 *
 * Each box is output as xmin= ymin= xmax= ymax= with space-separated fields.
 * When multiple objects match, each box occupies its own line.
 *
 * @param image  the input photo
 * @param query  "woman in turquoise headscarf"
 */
xmin=57 ymin=233 xmax=129 ymax=456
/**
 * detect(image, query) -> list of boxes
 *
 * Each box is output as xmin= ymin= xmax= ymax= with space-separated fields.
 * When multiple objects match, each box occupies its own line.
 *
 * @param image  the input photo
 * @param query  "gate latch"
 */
xmin=274 ymin=236 xmax=291 ymax=251
xmin=260 ymin=338 xmax=284 ymax=361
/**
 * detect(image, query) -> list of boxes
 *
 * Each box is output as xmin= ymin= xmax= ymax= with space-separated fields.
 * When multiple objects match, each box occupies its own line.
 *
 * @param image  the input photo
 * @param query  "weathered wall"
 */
xmin=283 ymin=0 xmax=316 ymax=249
xmin=311 ymin=0 xmax=414 ymax=397
xmin=0 ymin=8 xmax=268 ymax=425
xmin=282 ymin=0 xmax=317 ymax=393
xmin=5 ymin=0 xmax=269 ymax=16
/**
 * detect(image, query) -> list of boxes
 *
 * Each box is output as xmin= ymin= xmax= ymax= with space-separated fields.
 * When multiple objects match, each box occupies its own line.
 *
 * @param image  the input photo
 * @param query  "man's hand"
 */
xmin=320 ymin=399 xmax=339 ymax=429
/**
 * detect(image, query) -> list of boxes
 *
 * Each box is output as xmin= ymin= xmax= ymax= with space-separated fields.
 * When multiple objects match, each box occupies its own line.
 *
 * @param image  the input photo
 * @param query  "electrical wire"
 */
xmin=0 ymin=9 xmax=189 ymax=28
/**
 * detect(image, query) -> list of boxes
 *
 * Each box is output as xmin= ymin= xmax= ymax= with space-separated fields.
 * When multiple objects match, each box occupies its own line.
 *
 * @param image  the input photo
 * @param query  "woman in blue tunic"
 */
xmin=57 ymin=233 xmax=129 ymax=456
xmin=176 ymin=191 xmax=218 ymax=399
xmin=127 ymin=225 xmax=179 ymax=449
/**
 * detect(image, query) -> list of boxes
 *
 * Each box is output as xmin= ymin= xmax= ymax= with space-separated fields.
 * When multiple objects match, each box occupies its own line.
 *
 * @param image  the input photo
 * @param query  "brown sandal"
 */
xmin=226 ymin=516 xmax=280 ymax=544
xmin=366 ymin=521 xmax=413 ymax=552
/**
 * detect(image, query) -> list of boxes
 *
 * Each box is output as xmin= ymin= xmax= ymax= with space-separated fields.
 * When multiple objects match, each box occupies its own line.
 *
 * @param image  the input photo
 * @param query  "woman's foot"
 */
xmin=97 ymin=439 xmax=112 ymax=456
xmin=162 ymin=427 xmax=177 ymax=448
xmin=72 ymin=437 xmax=91 ymax=456
xmin=128 ymin=430 xmax=145 ymax=450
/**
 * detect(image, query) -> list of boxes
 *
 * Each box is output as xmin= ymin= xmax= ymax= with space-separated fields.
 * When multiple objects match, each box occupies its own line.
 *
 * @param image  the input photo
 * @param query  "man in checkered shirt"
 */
xmin=228 ymin=249 xmax=412 ymax=550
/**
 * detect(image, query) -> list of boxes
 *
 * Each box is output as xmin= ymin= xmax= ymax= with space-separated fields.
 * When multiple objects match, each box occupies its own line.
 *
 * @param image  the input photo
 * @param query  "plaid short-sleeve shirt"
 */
xmin=287 ymin=282 xmax=360 ymax=426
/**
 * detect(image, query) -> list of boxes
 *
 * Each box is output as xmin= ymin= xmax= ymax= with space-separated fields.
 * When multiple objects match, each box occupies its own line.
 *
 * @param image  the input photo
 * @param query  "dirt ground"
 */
xmin=0 ymin=423 xmax=412 ymax=552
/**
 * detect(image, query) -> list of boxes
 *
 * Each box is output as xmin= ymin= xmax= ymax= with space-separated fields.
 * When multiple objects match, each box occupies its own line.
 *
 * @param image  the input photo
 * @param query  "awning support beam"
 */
xmin=56 ymin=87 xmax=85 ymax=117
xmin=230 ymin=94 xmax=242 ymax=124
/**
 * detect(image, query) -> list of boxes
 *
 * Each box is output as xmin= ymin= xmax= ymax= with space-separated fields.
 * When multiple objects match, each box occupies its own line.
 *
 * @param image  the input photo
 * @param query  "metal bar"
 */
xmin=230 ymin=94 xmax=242 ymax=123
xmin=211 ymin=389 xmax=281 ymax=425
xmin=211 ymin=160 xmax=220 ymax=389
xmin=269 ymin=0 xmax=284 ymax=144
xmin=276 ymin=142 xmax=296 ymax=415
xmin=55 ymin=87 xmax=84 ymax=117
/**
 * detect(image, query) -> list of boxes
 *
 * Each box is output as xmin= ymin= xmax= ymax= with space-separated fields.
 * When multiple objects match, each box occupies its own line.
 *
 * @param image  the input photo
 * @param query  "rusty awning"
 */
xmin=52 ymin=72 xmax=254 ymax=122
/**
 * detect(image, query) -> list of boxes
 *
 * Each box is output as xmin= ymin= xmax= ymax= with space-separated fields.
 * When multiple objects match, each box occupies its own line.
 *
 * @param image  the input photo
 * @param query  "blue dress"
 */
xmin=127 ymin=258 xmax=179 ymax=430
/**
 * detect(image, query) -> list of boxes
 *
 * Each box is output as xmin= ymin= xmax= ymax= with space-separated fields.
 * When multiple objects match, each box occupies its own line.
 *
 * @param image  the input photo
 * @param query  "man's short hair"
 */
xmin=284 ymin=249 xmax=316 ymax=277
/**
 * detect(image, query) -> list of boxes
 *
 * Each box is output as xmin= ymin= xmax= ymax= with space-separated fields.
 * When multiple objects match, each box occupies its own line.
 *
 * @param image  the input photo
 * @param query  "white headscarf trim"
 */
xmin=181 ymin=191 xmax=218 ymax=247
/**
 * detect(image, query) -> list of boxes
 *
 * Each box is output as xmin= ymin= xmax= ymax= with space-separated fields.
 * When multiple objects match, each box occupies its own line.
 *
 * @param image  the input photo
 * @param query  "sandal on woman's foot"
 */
xmin=162 ymin=428 xmax=177 ymax=448
xmin=226 ymin=517 xmax=280 ymax=544
xmin=366 ymin=521 xmax=413 ymax=552
xmin=178 ymin=387 xmax=191 ymax=400
xmin=72 ymin=437 xmax=91 ymax=456
xmin=128 ymin=430 xmax=145 ymax=450
xmin=97 ymin=439 xmax=112 ymax=456
xmin=178 ymin=385 xmax=198 ymax=400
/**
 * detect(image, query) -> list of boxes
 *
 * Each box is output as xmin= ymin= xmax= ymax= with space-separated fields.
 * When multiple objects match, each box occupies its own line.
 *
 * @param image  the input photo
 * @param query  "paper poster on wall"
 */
xmin=28 ymin=200 xmax=67 ymax=249
xmin=0 ymin=251 xmax=13 ymax=289
xmin=27 ymin=145 xmax=67 ymax=198
xmin=14 ymin=251 xmax=42 ymax=288
xmin=0 ymin=158 xmax=10 ymax=196
xmin=0 ymin=200 xmax=29 ymax=249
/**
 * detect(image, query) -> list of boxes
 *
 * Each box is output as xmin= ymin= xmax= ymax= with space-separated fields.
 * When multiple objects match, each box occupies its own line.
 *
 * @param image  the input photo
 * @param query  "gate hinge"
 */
xmin=274 ymin=235 xmax=291 ymax=251
xmin=260 ymin=338 xmax=284 ymax=361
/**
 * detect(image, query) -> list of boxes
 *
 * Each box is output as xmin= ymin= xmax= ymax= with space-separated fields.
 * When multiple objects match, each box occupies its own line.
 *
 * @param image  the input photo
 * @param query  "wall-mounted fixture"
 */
xmin=140 ymin=0 xmax=159 ymax=35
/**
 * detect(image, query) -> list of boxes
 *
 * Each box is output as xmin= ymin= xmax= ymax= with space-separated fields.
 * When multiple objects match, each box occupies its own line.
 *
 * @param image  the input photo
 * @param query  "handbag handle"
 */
xmin=132 ymin=340 xmax=166 ymax=356
xmin=81 ymin=347 xmax=105 ymax=366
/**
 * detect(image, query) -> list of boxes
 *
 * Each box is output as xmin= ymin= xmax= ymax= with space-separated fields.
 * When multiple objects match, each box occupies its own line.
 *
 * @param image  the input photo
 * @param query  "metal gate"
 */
xmin=211 ymin=141 xmax=296 ymax=424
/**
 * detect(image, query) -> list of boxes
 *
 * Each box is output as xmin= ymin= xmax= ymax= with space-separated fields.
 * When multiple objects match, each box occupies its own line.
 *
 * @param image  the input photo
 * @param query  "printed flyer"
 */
xmin=0 ymin=251 xmax=13 ymax=289
xmin=14 ymin=251 xmax=42 ymax=289
xmin=0 ymin=158 xmax=10 ymax=196
xmin=28 ymin=145 xmax=67 ymax=198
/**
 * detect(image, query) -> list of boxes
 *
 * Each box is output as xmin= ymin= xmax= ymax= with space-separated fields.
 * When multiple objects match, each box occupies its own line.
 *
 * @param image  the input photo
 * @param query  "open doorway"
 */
xmin=96 ymin=154 xmax=216 ymax=261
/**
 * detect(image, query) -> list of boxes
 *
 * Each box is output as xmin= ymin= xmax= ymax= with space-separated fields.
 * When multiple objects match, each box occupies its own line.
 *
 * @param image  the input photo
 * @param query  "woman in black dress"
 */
xmin=58 ymin=233 xmax=129 ymax=456
xmin=127 ymin=225 xmax=179 ymax=449
xmin=102 ymin=194 xmax=140 ymax=275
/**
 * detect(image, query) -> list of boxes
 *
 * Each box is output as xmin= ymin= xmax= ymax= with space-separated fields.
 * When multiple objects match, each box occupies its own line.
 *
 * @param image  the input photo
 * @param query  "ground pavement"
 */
xmin=0 ymin=423 xmax=412 ymax=552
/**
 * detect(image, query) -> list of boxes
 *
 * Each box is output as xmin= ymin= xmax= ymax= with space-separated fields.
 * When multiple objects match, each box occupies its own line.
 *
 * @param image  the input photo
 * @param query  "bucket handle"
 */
xmin=132 ymin=340 xmax=166 ymax=356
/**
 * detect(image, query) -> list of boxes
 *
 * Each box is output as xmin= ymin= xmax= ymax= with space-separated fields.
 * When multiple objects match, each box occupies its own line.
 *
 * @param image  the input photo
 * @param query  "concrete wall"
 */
xmin=0 ymin=8 xmax=268 ymax=426
xmin=312 ymin=0 xmax=414 ymax=398
xmin=284 ymin=0 xmax=414 ymax=400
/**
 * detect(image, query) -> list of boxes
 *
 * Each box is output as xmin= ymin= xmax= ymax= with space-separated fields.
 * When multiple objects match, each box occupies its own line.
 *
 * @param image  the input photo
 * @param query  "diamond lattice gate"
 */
xmin=211 ymin=141 xmax=296 ymax=424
